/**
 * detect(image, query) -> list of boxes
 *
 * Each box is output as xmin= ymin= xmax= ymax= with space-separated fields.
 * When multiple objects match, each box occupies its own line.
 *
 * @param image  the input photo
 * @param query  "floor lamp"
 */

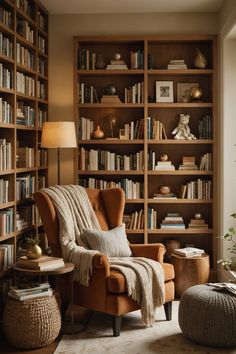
xmin=41 ymin=121 xmax=77 ymax=185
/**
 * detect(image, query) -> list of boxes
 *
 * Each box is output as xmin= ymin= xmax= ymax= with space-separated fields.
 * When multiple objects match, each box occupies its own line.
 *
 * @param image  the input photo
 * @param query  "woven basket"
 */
xmin=3 ymin=293 xmax=61 ymax=349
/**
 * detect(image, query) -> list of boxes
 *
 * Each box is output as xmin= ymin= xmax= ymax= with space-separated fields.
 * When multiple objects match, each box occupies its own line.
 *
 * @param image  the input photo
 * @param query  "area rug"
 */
xmin=55 ymin=301 xmax=236 ymax=354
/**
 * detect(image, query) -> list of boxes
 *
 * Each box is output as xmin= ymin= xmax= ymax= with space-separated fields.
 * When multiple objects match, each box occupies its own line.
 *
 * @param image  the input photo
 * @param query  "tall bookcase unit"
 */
xmin=0 ymin=0 xmax=48 ymax=290
xmin=74 ymin=35 xmax=217 ymax=273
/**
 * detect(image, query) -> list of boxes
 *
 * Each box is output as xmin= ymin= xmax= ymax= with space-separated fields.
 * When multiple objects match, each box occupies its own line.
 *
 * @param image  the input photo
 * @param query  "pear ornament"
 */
xmin=194 ymin=48 xmax=207 ymax=69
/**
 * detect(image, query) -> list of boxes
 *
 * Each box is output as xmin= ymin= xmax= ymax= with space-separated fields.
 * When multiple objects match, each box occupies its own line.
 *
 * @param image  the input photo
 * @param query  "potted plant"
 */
xmin=25 ymin=236 xmax=42 ymax=260
xmin=218 ymin=213 xmax=236 ymax=270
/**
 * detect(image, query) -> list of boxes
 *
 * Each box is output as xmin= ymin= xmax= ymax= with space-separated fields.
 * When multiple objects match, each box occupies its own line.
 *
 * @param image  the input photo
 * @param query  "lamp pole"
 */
xmin=57 ymin=147 xmax=61 ymax=185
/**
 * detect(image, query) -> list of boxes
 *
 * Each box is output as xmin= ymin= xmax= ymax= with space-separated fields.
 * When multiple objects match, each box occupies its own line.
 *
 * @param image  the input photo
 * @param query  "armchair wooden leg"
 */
xmin=111 ymin=315 xmax=122 ymax=337
xmin=164 ymin=301 xmax=172 ymax=321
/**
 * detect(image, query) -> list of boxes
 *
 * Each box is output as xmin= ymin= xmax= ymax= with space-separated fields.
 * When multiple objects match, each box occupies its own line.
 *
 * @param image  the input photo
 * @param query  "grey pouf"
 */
xmin=178 ymin=284 xmax=236 ymax=347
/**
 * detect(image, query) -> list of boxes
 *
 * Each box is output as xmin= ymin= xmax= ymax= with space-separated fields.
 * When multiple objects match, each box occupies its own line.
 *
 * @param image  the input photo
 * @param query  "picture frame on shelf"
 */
xmin=156 ymin=81 xmax=174 ymax=103
xmin=177 ymin=82 xmax=199 ymax=103
xmin=119 ymin=129 xmax=126 ymax=140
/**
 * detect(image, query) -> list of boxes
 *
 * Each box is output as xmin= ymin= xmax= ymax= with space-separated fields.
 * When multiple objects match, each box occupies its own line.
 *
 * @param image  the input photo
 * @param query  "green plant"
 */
xmin=218 ymin=213 xmax=236 ymax=269
xmin=25 ymin=236 xmax=40 ymax=246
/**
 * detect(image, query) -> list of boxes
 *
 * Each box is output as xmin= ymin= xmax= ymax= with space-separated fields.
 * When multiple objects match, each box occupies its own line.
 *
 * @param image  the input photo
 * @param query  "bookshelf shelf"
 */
xmin=74 ymin=35 xmax=217 ymax=272
xmin=0 ymin=0 xmax=49 ymax=280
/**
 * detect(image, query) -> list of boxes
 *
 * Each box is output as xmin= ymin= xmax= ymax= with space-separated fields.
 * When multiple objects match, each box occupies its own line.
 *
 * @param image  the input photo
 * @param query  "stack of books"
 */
xmin=179 ymin=156 xmax=198 ymax=170
xmin=100 ymin=95 xmax=121 ymax=103
xmin=155 ymin=159 xmax=175 ymax=171
xmin=160 ymin=213 xmax=185 ymax=229
xmin=16 ymin=255 xmax=65 ymax=270
xmin=153 ymin=192 xmax=177 ymax=199
xmin=172 ymin=247 xmax=205 ymax=257
xmin=167 ymin=59 xmax=187 ymax=69
xmin=188 ymin=217 xmax=208 ymax=229
xmin=8 ymin=282 xmax=52 ymax=301
xmin=106 ymin=59 xmax=128 ymax=70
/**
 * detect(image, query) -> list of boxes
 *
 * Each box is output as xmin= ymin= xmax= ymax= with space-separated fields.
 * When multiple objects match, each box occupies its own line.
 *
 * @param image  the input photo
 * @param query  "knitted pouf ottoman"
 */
xmin=178 ymin=284 xmax=236 ymax=347
xmin=3 ymin=294 xmax=61 ymax=349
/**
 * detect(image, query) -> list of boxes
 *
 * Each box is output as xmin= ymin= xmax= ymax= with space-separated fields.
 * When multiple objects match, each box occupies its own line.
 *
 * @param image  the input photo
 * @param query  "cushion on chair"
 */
xmin=81 ymin=225 xmax=132 ymax=257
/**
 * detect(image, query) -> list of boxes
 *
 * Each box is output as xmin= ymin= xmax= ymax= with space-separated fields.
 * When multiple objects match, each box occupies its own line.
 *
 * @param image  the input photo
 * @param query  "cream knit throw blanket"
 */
xmin=42 ymin=185 xmax=165 ymax=326
xmin=109 ymin=257 xmax=165 ymax=327
xmin=42 ymin=185 xmax=100 ymax=285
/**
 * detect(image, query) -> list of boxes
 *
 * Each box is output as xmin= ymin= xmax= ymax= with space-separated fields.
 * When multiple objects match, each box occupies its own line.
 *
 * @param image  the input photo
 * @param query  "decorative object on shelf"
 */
xmin=92 ymin=126 xmax=104 ymax=139
xmin=164 ymin=239 xmax=181 ymax=260
xmin=105 ymin=84 xmax=117 ymax=95
xmin=104 ymin=113 xmax=117 ymax=139
xmin=218 ymin=212 xmax=236 ymax=270
xmin=159 ymin=185 xmax=171 ymax=195
xmin=195 ymin=212 xmax=203 ymax=220
xmin=95 ymin=54 xmax=105 ymax=69
xmin=194 ymin=48 xmax=207 ymax=69
xmin=189 ymin=86 xmax=203 ymax=101
xmin=172 ymin=114 xmax=196 ymax=140
xmin=114 ymin=53 xmax=121 ymax=61
xmin=156 ymin=81 xmax=174 ymax=102
xmin=177 ymin=82 xmax=199 ymax=103
xmin=160 ymin=154 xmax=168 ymax=162
xmin=41 ymin=122 xmax=77 ymax=185
xmin=25 ymin=237 xmax=42 ymax=260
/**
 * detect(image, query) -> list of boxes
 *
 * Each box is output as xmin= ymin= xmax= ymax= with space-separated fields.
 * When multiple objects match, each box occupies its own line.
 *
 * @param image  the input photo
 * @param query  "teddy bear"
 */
xmin=171 ymin=113 xmax=196 ymax=140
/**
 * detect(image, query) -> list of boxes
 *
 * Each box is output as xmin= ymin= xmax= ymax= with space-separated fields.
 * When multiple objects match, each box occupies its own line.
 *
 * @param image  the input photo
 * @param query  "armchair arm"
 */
xmin=92 ymin=253 xmax=110 ymax=277
xmin=130 ymin=243 xmax=166 ymax=264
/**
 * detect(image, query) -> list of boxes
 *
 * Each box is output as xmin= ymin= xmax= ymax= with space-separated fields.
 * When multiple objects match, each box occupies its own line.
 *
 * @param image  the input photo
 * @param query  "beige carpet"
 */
xmin=55 ymin=301 xmax=236 ymax=354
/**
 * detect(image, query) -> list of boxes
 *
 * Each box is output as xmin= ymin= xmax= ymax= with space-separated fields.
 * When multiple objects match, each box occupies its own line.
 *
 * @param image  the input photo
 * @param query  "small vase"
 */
xmin=26 ymin=244 xmax=42 ymax=260
xmin=95 ymin=54 xmax=105 ymax=69
xmin=194 ymin=48 xmax=207 ymax=69
xmin=92 ymin=125 xmax=104 ymax=139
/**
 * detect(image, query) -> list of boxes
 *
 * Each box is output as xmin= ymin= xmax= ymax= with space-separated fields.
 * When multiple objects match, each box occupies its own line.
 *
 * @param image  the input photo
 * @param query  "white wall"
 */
xmin=48 ymin=13 xmax=218 ymax=185
xmin=218 ymin=1 xmax=236 ymax=276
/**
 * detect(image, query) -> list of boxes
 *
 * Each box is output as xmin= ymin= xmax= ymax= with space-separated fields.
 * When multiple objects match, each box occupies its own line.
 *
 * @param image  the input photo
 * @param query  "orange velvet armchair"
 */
xmin=34 ymin=187 xmax=175 ymax=336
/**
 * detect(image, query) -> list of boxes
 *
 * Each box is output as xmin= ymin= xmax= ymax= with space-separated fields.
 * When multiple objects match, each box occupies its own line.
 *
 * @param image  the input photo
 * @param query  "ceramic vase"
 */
xmin=92 ymin=125 xmax=104 ymax=139
xmin=26 ymin=244 xmax=42 ymax=259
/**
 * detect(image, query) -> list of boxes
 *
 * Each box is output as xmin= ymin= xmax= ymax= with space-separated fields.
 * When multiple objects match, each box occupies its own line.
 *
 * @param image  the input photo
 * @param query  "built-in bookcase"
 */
xmin=74 ymin=35 xmax=217 ymax=275
xmin=0 ymin=0 xmax=49 ymax=284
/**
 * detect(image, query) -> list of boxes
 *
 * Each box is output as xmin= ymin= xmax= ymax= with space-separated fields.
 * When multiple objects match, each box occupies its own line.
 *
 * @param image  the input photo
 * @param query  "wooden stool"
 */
xmin=170 ymin=253 xmax=210 ymax=298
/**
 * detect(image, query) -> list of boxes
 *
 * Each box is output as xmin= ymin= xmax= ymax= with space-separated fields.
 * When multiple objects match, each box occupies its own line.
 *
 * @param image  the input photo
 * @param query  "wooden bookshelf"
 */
xmin=73 ymin=35 xmax=217 ymax=273
xmin=0 ymin=0 xmax=49 ymax=280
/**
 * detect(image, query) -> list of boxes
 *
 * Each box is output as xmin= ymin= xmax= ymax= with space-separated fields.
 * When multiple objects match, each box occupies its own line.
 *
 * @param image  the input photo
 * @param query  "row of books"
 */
xmin=38 ymin=109 xmax=47 ymax=128
xmin=119 ymin=119 xmax=144 ymax=140
xmin=0 ymin=5 xmax=12 ymax=28
xmin=0 ymin=31 xmax=13 ymax=58
xmin=37 ymin=80 xmax=46 ymax=100
xmin=16 ymin=101 xmax=35 ymax=126
xmin=78 ymin=49 xmax=144 ymax=70
xmin=78 ymin=83 xmax=98 ymax=104
xmin=38 ymin=57 xmax=46 ymax=76
xmin=198 ymin=115 xmax=212 ymax=139
xmin=16 ymin=147 xmax=35 ymax=168
xmin=124 ymin=81 xmax=144 ymax=103
xmin=17 ymin=20 xmax=34 ymax=45
xmin=148 ymin=208 xmax=158 ymax=229
xmin=147 ymin=117 xmax=167 ymax=140
xmin=38 ymin=12 xmax=46 ymax=32
xmin=180 ymin=179 xmax=212 ymax=199
xmin=38 ymin=148 xmax=47 ymax=166
xmin=80 ymin=148 xmax=144 ymax=171
xmin=16 ymin=72 xmax=35 ymax=96
xmin=79 ymin=178 xmax=144 ymax=199
xmin=0 ymin=208 xmax=14 ymax=237
xmin=0 ymin=98 xmax=12 ymax=124
xmin=16 ymin=0 xmax=35 ymax=19
xmin=0 ymin=243 xmax=14 ymax=271
xmin=16 ymin=174 xmax=35 ymax=201
xmin=16 ymin=204 xmax=39 ymax=231
xmin=16 ymin=42 xmax=35 ymax=70
xmin=0 ymin=139 xmax=12 ymax=170
xmin=199 ymin=153 xmax=212 ymax=171
xmin=123 ymin=209 xmax=144 ymax=230
xmin=38 ymin=35 xmax=46 ymax=54
xmin=0 ymin=178 xmax=9 ymax=204
xmin=0 ymin=64 xmax=13 ymax=89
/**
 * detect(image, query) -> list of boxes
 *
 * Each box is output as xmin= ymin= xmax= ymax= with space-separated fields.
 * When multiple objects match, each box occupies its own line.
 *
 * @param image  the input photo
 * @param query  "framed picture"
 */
xmin=177 ymin=82 xmax=199 ymax=103
xmin=119 ymin=128 xmax=126 ymax=140
xmin=156 ymin=81 xmax=174 ymax=103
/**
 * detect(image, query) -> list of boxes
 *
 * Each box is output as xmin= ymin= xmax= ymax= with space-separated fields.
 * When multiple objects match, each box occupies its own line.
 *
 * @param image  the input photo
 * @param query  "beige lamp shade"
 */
xmin=41 ymin=122 xmax=77 ymax=148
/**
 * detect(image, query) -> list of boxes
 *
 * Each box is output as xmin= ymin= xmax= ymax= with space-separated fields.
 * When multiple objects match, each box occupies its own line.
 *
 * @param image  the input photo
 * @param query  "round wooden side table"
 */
xmin=12 ymin=263 xmax=84 ymax=334
xmin=170 ymin=253 xmax=210 ymax=298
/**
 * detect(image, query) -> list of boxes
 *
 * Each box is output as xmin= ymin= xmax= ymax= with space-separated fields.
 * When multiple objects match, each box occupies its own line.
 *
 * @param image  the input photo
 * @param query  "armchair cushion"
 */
xmin=81 ymin=225 xmax=132 ymax=257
